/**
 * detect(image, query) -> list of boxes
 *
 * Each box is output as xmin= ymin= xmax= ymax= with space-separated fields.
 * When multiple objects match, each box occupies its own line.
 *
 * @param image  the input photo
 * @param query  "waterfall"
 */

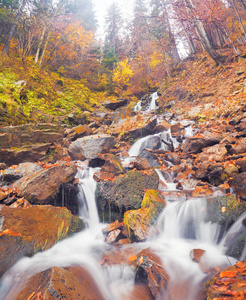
xmin=148 ymin=91 xmax=159 ymax=111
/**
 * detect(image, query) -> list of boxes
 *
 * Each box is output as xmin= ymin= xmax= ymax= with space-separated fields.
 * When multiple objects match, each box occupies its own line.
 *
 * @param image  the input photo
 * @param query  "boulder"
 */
xmin=67 ymin=111 xmax=90 ymax=125
xmin=103 ymin=98 xmax=128 ymax=110
xmin=135 ymin=248 xmax=170 ymax=300
xmin=133 ymin=157 xmax=152 ymax=170
xmin=1 ymin=162 xmax=43 ymax=184
xmin=100 ymin=154 xmax=126 ymax=175
xmin=13 ymin=162 xmax=77 ymax=206
xmin=164 ymin=152 xmax=181 ymax=165
xmin=0 ymin=205 xmax=83 ymax=277
xmin=0 ymin=143 xmax=51 ymax=166
xmin=120 ymin=117 xmax=158 ymax=143
xmin=229 ymin=172 xmax=246 ymax=200
xmin=139 ymin=149 xmax=161 ymax=168
xmin=65 ymin=124 xmax=93 ymax=142
xmin=183 ymin=136 xmax=221 ymax=154
xmin=124 ymin=190 xmax=166 ymax=242
xmin=206 ymin=194 xmax=246 ymax=228
xmin=0 ymin=124 xmax=64 ymax=149
xmin=229 ymin=138 xmax=246 ymax=155
xmin=236 ymin=157 xmax=246 ymax=172
xmin=96 ymin=169 xmax=159 ymax=222
xmin=205 ymin=260 xmax=246 ymax=300
xmin=5 ymin=266 xmax=105 ymax=300
xmin=198 ymin=144 xmax=228 ymax=162
xmin=68 ymin=134 xmax=116 ymax=161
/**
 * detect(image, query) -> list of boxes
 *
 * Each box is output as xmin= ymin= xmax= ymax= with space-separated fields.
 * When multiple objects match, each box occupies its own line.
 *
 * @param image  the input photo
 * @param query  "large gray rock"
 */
xmin=68 ymin=134 xmax=116 ymax=161
xmin=183 ymin=135 xmax=221 ymax=154
xmin=13 ymin=162 xmax=77 ymax=206
xmin=95 ymin=169 xmax=159 ymax=222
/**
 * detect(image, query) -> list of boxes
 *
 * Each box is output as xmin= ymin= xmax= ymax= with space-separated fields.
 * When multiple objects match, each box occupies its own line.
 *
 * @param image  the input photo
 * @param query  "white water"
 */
xmin=0 ymin=114 xmax=244 ymax=300
xmin=0 ymin=163 xmax=242 ymax=300
xmin=133 ymin=91 xmax=159 ymax=112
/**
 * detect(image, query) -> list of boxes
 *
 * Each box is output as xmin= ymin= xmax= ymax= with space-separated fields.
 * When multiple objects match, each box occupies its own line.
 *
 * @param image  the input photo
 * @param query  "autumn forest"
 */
xmin=1 ymin=0 xmax=246 ymax=122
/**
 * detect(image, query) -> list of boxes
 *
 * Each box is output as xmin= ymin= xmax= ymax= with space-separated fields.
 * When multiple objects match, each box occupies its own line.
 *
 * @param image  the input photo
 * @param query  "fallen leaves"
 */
xmin=0 ymin=229 xmax=22 ymax=237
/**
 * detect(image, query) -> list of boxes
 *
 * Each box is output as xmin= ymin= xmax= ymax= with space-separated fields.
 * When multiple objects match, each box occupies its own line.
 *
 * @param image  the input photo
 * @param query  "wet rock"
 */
xmin=65 ymin=124 xmax=93 ymax=141
xmin=1 ymin=162 xmax=43 ymax=184
xmin=105 ymin=229 xmax=122 ymax=244
xmin=135 ymin=248 xmax=170 ymax=300
xmin=0 ymin=143 xmax=51 ymax=166
xmin=139 ymin=149 xmax=161 ymax=168
xmin=100 ymin=154 xmax=126 ymax=175
xmin=134 ymin=157 xmax=152 ymax=170
xmin=190 ymin=249 xmax=205 ymax=263
xmin=193 ymin=162 xmax=211 ymax=180
xmin=125 ymin=284 xmax=154 ymax=300
xmin=224 ymin=162 xmax=239 ymax=177
xmin=0 ymin=188 xmax=11 ymax=202
xmin=13 ymin=162 xmax=77 ymax=206
xmin=124 ymin=208 xmax=151 ymax=242
xmin=124 ymin=190 xmax=166 ymax=242
xmin=236 ymin=157 xmax=246 ymax=172
xmin=198 ymin=144 xmax=228 ymax=163
xmin=229 ymin=172 xmax=246 ymax=200
xmin=206 ymin=195 xmax=246 ymax=228
xmin=68 ymin=134 xmax=116 ymax=161
xmin=164 ymin=152 xmax=181 ymax=165
xmin=154 ymin=121 xmax=171 ymax=133
xmin=0 ymin=206 xmax=83 ymax=277
xmin=6 ymin=266 xmax=105 ymax=300
xmin=229 ymin=138 xmax=246 ymax=155
xmin=0 ymin=163 xmax=7 ymax=170
xmin=191 ymin=186 xmax=213 ymax=197
xmin=0 ymin=123 xmax=64 ymax=149
xmin=183 ymin=136 xmax=221 ymax=154
xmin=208 ymin=164 xmax=227 ymax=186
xmin=96 ymin=169 xmax=159 ymax=222
xmin=229 ymin=115 xmax=242 ymax=125
xmin=102 ymin=220 xmax=123 ymax=235
xmin=205 ymin=260 xmax=246 ymax=300
xmin=171 ymin=122 xmax=183 ymax=133
xmin=103 ymin=98 xmax=128 ymax=110
xmin=120 ymin=117 xmax=158 ymax=143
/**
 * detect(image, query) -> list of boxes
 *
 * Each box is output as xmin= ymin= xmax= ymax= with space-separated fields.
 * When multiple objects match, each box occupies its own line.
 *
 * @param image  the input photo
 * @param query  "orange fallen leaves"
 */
xmin=236 ymin=261 xmax=245 ymax=269
xmin=0 ymin=229 xmax=22 ymax=237
xmin=129 ymin=255 xmax=137 ymax=262
xmin=220 ymin=270 xmax=237 ymax=278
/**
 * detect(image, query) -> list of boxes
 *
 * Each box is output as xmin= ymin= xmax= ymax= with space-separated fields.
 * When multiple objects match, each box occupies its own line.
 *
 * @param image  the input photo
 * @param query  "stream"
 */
xmin=0 ymin=93 xmax=245 ymax=300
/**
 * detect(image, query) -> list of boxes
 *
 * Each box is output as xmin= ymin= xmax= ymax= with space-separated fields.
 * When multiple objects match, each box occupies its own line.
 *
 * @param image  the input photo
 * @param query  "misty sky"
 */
xmin=92 ymin=0 xmax=134 ymax=39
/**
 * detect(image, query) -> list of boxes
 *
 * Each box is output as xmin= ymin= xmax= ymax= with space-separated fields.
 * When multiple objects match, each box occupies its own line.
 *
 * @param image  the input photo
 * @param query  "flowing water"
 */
xmin=134 ymin=91 xmax=159 ymax=112
xmin=0 ymin=115 xmax=244 ymax=300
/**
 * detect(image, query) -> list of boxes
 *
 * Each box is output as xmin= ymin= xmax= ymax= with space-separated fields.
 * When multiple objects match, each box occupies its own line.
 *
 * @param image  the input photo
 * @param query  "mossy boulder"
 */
xmin=0 ymin=205 xmax=83 ymax=277
xmin=95 ymin=170 xmax=159 ymax=222
xmin=206 ymin=194 xmax=246 ymax=228
xmin=123 ymin=190 xmax=166 ymax=242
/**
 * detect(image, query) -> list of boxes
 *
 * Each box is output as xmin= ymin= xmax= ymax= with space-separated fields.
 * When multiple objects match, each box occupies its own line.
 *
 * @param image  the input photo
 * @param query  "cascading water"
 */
xmin=0 ymin=120 xmax=245 ymax=300
xmin=134 ymin=91 xmax=159 ymax=112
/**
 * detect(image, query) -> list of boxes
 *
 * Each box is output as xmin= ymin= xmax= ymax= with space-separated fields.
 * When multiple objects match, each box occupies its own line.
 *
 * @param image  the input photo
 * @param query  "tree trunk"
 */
xmin=2 ymin=0 xmax=26 ymax=55
xmin=230 ymin=0 xmax=246 ymax=43
xmin=35 ymin=22 xmax=48 ymax=64
xmin=184 ymin=0 xmax=226 ymax=64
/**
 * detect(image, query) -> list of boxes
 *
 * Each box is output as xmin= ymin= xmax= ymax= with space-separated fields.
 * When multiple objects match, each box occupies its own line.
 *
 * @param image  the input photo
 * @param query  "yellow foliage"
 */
xmin=149 ymin=51 xmax=164 ymax=69
xmin=113 ymin=58 xmax=134 ymax=89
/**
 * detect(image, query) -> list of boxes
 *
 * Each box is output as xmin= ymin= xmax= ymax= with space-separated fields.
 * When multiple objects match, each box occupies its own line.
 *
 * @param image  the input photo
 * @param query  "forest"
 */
xmin=1 ymin=0 xmax=246 ymax=123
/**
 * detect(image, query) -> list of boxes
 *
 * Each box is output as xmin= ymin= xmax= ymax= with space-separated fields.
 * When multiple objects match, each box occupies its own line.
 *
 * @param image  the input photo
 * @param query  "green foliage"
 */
xmin=0 ymin=56 xmax=100 ymax=125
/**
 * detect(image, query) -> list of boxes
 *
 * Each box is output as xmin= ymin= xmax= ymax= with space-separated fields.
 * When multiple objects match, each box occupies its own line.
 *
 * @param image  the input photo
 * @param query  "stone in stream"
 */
xmin=123 ymin=190 xmax=166 ymax=242
xmin=135 ymin=248 xmax=170 ymax=300
xmin=205 ymin=260 xmax=246 ymax=299
xmin=103 ymin=98 xmax=128 ymax=110
xmin=68 ymin=134 xmax=116 ymax=161
xmin=197 ymin=144 xmax=228 ymax=162
xmin=5 ymin=266 xmax=105 ymax=300
xmin=95 ymin=170 xmax=159 ymax=222
xmin=12 ymin=162 xmax=77 ymax=207
xmin=0 ymin=205 xmax=83 ymax=277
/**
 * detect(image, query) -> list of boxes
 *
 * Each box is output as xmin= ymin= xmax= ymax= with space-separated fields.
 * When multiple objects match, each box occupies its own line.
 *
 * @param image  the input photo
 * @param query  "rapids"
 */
xmin=0 ymin=95 xmax=245 ymax=300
